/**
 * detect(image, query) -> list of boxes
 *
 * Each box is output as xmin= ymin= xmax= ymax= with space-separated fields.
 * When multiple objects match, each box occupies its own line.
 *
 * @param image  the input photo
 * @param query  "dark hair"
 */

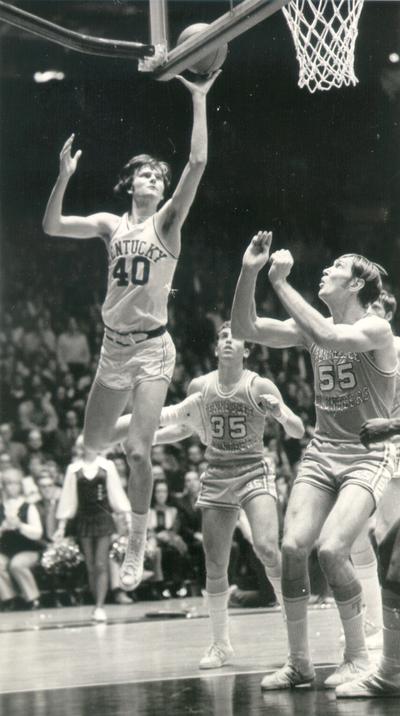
xmin=217 ymin=320 xmax=232 ymax=335
xmin=113 ymin=154 xmax=171 ymax=199
xmin=379 ymin=289 xmax=397 ymax=319
xmin=340 ymin=254 xmax=386 ymax=307
xmin=218 ymin=320 xmax=252 ymax=351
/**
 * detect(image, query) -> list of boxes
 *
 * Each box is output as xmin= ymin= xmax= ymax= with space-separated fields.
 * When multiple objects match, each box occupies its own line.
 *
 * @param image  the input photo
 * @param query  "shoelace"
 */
xmin=206 ymin=644 xmax=228 ymax=661
xmin=122 ymin=533 xmax=145 ymax=571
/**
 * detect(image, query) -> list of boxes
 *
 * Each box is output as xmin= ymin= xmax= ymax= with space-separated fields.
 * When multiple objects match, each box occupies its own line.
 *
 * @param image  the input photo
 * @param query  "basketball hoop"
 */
xmin=282 ymin=0 xmax=365 ymax=92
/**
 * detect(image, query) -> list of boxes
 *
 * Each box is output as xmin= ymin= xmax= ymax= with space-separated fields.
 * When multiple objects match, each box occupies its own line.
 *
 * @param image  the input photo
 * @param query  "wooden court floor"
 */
xmin=0 ymin=598 xmax=396 ymax=715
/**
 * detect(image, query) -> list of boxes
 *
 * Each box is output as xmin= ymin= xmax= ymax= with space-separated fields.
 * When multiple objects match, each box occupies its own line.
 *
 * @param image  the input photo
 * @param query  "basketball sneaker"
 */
xmin=324 ymin=653 xmax=370 ymax=687
xmin=199 ymin=642 xmax=234 ymax=669
xmin=336 ymin=665 xmax=400 ymax=698
xmin=160 ymin=392 xmax=208 ymax=445
xmin=92 ymin=607 xmax=107 ymax=622
xmin=120 ymin=531 xmax=146 ymax=591
xmin=260 ymin=660 xmax=315 ymax=690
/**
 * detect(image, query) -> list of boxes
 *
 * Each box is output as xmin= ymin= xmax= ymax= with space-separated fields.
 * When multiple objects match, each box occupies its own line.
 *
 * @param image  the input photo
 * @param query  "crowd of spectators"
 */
xmin=4 ymin=217 xmax=394 ymax=612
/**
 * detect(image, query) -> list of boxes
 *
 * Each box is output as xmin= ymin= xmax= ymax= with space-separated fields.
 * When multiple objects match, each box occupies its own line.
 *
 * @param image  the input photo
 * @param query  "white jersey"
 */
xmin=102 ymin=213 xmax=178 ymax=333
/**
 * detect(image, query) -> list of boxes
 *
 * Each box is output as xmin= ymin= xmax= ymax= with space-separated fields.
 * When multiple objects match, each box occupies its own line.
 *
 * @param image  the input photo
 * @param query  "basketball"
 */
xmin=176 ymin=23 xmax=228 ymax=76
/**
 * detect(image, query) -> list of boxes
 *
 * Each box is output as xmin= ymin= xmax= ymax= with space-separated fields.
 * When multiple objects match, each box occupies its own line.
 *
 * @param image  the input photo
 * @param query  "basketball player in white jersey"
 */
xmin=231 ymin=232 xmax=397 ymax=692
xmin=111 ymin=320 xmax=304 ymax=668
xmin=348 ymin=290 xmax=400 ymax=651
xmin=42 ymin=71 xmax=220 ymax=591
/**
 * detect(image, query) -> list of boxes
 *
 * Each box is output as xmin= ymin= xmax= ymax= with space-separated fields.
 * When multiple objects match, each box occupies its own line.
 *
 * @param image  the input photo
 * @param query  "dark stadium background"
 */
xmin=1 ymin=0 xmax=400 ymax=326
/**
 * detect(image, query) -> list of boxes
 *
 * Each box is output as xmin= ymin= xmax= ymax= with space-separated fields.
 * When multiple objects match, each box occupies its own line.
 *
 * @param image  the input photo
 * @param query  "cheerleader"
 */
xmin=55 ymin=447 xmax=130 ymax=621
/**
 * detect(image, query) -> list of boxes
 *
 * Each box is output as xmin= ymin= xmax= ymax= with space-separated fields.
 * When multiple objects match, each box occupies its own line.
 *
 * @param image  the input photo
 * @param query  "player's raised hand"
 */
xmin=242 ymin=231 xmax=273 ymax=272
xmin=360 ymin=418 xmax=394 ymax=448
xmin=59 ymin=134 xmax=82 ymax=178
xmin=175 ymin=70 xmax=222 ymax=96
xmin=268 ymin=249 xmax=294 ymax=284
xmin=258 ymin=393 xmax=282 ymax=419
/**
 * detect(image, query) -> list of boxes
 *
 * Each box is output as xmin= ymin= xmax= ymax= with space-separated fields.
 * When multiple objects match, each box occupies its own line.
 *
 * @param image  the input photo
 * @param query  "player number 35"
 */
xmin=210 ymin=415 xmax=247 ymax=439
xmin=318 ymin=362 xmax=356 ymax=392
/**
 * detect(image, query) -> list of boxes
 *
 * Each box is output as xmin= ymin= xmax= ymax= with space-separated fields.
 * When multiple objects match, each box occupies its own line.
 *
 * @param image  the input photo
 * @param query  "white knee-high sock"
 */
xmin=352 ymin=545 xmax=382 ymax=629
xmin=206 ymin=575 xmax=230 ymax=646
xmin=282 ymin=573 xmax=311 ymax=665
xmin=331 ymin=578 xmax=368 ymax=661
xmin=380 ymin=592 xmax=400 ymax=675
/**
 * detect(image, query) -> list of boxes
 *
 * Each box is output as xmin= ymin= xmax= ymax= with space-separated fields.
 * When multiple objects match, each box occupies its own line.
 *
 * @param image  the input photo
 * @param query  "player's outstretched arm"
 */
xmin=153 ymin=423 xmax=194 ymax=445
xmin=268 ymin=250 xmax=395 ymax=354
xmin=254 ymin=378 xmax=305 ymax=439
xmin=43 ymin=134 xmax=117 ymax=240
xmin=231 ymin=232 xmax=304 ymax=348
xmin=360 ymin=418 xmax=400 ymax=448
xmin=155 ymin=72 xmax=221 ymax=254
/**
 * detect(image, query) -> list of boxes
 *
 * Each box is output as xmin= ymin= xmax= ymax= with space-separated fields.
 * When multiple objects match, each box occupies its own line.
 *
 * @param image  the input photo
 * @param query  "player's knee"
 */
xmin=281 ymin=536 xmax=308 ymax=565
xmin=204 ymin=552 xmax=228 ymax=579
xmin=125 ymin=443 xmax=151 ymax=470
xmin=318 ymin=540 xmax=348 ymax=575
xmin=253 ymin=539 xmax=279 ymax=568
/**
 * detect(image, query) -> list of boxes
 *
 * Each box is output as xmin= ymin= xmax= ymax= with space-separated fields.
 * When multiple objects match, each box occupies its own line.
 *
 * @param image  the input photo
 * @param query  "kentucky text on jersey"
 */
xmin=102 ymin=213 xmax=177 ymax=333
xmin=109 ymin=238 xmax=168 ymax=263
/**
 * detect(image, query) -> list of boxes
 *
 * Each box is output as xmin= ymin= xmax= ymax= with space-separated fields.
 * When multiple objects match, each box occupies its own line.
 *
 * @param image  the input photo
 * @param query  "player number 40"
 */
xmin=112 ymin=256 xmax=150 ymax=287
xmin=318 ymin=362 xmax=356 ymax=392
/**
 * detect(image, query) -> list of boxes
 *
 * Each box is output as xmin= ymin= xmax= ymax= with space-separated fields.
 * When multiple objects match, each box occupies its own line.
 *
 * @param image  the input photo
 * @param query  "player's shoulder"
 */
xmin=188 ymin=372 xmax=214 ymax=393
xmin=251 ymin=374 xmax=279 ymax=399
xmin=360 ymin=314 xmax=394 ymax=342
xmin=93 ymin=212 xmax=122 ymax=240
xmin=358 ymin=313 xmax=387 ymax=328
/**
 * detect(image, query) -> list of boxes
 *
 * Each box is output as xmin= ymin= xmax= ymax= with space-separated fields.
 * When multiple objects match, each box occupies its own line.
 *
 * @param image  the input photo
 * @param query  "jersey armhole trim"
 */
xmin=108 ymin=214 xmax=126 ymax=242
xmin=247 ymin=374 xmax=266 ymax=416
xmin=153 ymin=215 xmax=179 ymax=260
xmin=362 ymin=351 xmax=398 ymax=378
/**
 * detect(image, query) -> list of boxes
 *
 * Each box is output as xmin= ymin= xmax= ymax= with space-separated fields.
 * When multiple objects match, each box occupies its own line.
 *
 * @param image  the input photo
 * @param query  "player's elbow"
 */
xmin=231 ymin=315 xmax=246 ymax=340
xmin=189 ymin=152 xmax=207 ymax=168
xmin=291 ymin=420 xmax=305 ymax=440
xmin=42 ymin=218 xmax=61 ymax=236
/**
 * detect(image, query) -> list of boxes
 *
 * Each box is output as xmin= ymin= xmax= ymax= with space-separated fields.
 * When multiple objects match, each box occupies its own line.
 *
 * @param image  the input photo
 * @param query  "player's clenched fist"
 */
xmin=258 ymin=393 xmax=283 ymax=419
xmin=242 ymin=230 xmax=273 ymax=272
xmin=268 ymin=249 xmax=294 ymax=284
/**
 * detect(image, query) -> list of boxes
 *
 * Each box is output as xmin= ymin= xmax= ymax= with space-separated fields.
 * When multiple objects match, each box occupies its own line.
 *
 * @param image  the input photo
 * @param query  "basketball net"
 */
xmin=282 ymin=0 xmax=365 ymax=92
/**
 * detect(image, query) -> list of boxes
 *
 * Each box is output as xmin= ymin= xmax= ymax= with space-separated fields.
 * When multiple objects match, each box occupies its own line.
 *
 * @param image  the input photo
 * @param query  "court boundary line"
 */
xmin=0 ymin=663 xmax=338 ymax=696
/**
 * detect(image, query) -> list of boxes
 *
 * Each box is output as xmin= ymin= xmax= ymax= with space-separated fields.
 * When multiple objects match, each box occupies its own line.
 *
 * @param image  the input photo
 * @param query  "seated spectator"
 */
xmin=21 ymin=429 xmax=50 ymax=473
xmin=0 ymin=423 xmax=27 ymax=468
xmin=186 ymin=443 xmax=205 ymax=472
xmin=36 ymin=471 xmax=61 ymax=543
xmin=52 ymin=409 xmax=82 ymax=468
xmin=176 ymin=470 xmax=205 ymax=588
xmin=57 ymin=318 xmax=91 ymax=379
xmin=0 ymin=468 xmax=43 ymax=610
xmin=18 ymin=383 xmax=58 ymax=442
xmin=148 ymin=480 xmax=189 ymax=598
xmin=0 ymin=451 xmax=13 ymax=480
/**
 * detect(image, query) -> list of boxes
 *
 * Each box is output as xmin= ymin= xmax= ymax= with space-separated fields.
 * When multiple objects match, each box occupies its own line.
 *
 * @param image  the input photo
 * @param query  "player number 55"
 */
xmin=318 ymin=362 xmax=356 ymax=392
